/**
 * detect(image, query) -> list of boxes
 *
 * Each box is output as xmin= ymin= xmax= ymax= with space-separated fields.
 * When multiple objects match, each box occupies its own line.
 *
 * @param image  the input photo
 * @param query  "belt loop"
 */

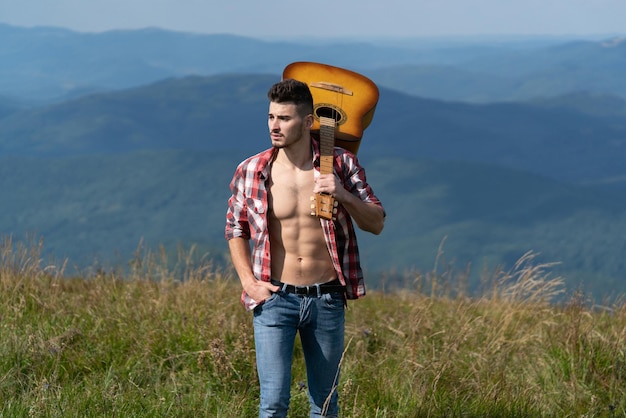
xmin=280 ymin=282 xmax=288 ymax=293
xmin=314 ymin=283 xmax=321 ymax=298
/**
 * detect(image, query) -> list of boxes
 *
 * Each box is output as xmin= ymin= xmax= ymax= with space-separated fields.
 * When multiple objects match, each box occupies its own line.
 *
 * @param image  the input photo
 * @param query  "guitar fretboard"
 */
xmin=318 ymin=116 xmax=335 ymax=175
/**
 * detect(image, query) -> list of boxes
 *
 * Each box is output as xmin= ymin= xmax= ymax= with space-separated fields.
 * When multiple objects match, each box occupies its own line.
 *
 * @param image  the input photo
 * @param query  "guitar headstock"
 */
xmin=310 ymin=193 xmax=338 ymax=221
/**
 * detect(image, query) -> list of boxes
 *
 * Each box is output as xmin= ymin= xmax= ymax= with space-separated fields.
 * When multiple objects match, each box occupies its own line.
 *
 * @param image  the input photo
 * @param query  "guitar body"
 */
xmin=283 ymin=62 xmax=378 ymax=220
xmin=283 ymin=61 xmax=379 ymax=155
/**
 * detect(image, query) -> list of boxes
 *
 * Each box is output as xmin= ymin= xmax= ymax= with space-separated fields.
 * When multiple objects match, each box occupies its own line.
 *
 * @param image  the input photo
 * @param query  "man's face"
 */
xmin=268 ymin=102 xmax=311 ymax=149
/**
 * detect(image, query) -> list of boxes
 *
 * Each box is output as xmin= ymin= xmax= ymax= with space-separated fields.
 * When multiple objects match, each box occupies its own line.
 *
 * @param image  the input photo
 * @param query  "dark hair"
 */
xmin=267 ymin=78 xmax=314 ymax=117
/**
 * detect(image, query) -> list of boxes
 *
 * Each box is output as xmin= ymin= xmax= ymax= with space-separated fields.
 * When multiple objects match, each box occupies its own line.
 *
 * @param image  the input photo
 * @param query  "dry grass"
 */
xmin=1 ymin=236 xmax=625 ymax=417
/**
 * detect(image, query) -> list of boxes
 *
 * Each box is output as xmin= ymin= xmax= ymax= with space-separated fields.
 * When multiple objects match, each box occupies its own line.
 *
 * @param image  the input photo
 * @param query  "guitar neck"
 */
xmin=318 ymin=116 xmax=335 ymax=175
xmin=309 ymin=116 xmax=338 ymax=221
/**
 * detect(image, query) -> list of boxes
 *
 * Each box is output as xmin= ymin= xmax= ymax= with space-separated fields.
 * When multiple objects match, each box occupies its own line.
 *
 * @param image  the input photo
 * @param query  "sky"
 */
xmin=0 ymin=0 xmax=625 ymax=40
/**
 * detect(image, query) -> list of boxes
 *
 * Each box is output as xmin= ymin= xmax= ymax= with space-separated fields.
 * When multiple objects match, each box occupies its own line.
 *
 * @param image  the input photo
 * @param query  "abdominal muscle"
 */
xmin=269 ymin=217 xmax=336 ymax=286
xmin=268 ymin=167 xmax=336 ymax=286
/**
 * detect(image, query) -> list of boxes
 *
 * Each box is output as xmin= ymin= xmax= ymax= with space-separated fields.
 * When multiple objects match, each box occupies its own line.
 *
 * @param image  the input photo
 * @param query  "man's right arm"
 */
xmin=228 ymin=237 xmax=278 ymax=303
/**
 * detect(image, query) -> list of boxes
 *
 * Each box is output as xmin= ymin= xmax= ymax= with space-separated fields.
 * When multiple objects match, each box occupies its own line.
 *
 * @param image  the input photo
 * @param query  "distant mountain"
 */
xmin=367 ymin=64 xmax=513 ymax=102
xmin=0 ymin=24 xmax=279 ymax=100
xmin=0 ymin=150 xmax=240 ymax=270
xmin=0 ymin=23 xmax=429 ymax=102
xmin=1 ymin=74 xmax=624 ymax=188
xmin=0 ymin=74 xmax=275 ymax=156
xmin=0 ymin=97 xmax=23 ymax=119
xmin=463 ymin=37 xmax=626 ymax=79
xmin=1 ymin=150 xmax=624 ymax=300
xmin=359 ymin=156 xmax=626 ymax=297
xmin=362 ymin=36 xmax=626 ymax=103
xmin=367 ymin=38 xmax=626 ymax=102
xmin=366 ymin=89 xmax=626 ymax=186
xmin=529 ymin=92 xmax=626 ymax=118
xmin=2 ymin=23 xmax=626 ymax=103
xmin=1 ymin=27 xmax=626 ymax=300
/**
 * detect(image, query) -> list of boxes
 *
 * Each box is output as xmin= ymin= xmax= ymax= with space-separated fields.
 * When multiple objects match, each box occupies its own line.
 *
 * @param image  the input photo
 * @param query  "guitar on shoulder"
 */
xmin=282 ymin=61 xmax=379 ymax=221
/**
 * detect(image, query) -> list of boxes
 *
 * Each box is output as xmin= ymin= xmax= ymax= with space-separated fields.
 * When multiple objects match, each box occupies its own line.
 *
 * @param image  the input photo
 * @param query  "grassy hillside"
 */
xmin=1 ymin=241 xmax=625 ymax=416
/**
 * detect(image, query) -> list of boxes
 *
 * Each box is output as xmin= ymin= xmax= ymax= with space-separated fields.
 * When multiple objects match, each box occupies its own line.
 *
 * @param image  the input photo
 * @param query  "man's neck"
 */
xmin=274 ymin=136 xmax=312 ymax=170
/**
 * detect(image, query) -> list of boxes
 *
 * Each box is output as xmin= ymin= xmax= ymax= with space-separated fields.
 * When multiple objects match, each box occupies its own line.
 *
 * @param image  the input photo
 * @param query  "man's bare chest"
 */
xmin=268 ymin=165 xmax=316 ymax=220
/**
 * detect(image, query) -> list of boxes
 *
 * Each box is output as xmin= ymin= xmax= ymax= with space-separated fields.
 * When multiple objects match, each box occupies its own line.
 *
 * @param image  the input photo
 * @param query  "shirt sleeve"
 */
xmin=342 ymin=153 xmax=385 ymax=213
xmin=225 ymin=164 xmax=251 ymax=241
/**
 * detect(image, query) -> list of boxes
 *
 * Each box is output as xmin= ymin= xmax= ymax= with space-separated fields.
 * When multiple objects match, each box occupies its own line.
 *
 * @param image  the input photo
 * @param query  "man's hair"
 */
xmin=267 ymin=78 xmax=314 ymax=117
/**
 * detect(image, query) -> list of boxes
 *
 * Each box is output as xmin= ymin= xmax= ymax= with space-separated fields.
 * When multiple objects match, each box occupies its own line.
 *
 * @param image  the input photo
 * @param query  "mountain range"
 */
xmin=1 ymin=23 xmax=625 ymax=299
xmin=2 ymin=23 xmax=626 ymax=104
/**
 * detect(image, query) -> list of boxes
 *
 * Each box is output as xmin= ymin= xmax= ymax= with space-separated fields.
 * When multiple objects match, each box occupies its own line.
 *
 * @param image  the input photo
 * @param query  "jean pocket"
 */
xmin=253 ymin=291 xmax=280 ymax=313
xmin=322 ymin=292 xmax=345 ymax=309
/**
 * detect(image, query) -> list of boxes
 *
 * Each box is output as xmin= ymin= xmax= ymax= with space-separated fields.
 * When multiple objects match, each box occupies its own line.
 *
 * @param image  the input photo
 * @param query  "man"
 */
xmin=225 ymin=78 xmax=385 ymax=417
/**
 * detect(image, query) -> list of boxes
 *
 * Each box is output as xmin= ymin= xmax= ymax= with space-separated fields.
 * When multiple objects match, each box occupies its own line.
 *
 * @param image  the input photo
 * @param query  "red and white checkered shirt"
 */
xmin=225 ymin=137 xmax=384 ymax=310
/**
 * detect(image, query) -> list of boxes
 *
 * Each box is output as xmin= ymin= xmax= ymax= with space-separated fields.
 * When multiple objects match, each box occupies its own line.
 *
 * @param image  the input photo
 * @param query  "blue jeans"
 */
xmin=253 ymin=289 xmax=346 ymax=418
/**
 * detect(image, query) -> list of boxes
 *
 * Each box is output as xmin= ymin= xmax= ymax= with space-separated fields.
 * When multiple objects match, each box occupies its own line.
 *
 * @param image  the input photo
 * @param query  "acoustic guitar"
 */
xmin=282 ymin=62 xmax=379 ymax=220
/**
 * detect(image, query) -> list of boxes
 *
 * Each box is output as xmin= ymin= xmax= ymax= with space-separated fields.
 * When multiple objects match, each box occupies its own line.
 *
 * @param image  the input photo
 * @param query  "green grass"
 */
xmin=1 ymin=236 xmax=625 ymax=417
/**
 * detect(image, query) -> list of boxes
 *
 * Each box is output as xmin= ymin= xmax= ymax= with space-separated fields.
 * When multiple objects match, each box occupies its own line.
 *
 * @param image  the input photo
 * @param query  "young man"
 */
xmin=225 ymin=78 xmax=385 ymax=417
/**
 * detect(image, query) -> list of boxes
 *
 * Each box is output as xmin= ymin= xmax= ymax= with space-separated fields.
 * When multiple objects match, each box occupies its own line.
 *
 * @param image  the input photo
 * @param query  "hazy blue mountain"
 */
xmin=0 ymin=150 xmax=239 ymax=270
xmin=462 ymin=37 xmax=626 ymax=78
xmin=2 ymin=23 xmax=626 ymax=103
xmin=1 ymin=74 xmax=624 ymax=188
xmin=529 ymin=92 xmax=626 ymax=118
xmin=366 ymin=89 xmax=626 ymax=187
xmin=0 ymin=24 xmax=277 ymax=100
xmin=0 ymin=97 xmax=23 ymax=119
xmin=1 ymin=25 xmax=626 ymax=300
xmin=358 ymin=156 xmax=626 ymax=298
xmin=1 ymin=150 xmax=624 ymax=300
xmin=0 ymin=74 xmax=275 ymax=156
xmin=0 ymin=23 xmax=430 ymax=101
xmin=367 ymin=64 xmax=513 ymax=102
xmin=367 ymin=38 xmax=626 ymax=102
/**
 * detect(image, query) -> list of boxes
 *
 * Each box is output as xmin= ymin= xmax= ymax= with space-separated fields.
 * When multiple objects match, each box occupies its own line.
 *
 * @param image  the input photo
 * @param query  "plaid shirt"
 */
xmin=225 ymin=137 xmax=384 ymax=310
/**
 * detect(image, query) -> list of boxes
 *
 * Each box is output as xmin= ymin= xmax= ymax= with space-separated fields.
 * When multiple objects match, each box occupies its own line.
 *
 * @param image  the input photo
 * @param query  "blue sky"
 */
xmin=0 ymin=0 xmax=624 ymax=39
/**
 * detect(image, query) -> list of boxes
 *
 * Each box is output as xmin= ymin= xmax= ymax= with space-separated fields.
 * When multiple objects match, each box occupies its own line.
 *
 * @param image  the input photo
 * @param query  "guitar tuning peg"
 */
xmin=333 ymin=201 xmax=338 ymax=207
xmin=332 ymin=208 xmax=337 ymax=214
xmin=310 ymin=196 xmax=315 ymax=201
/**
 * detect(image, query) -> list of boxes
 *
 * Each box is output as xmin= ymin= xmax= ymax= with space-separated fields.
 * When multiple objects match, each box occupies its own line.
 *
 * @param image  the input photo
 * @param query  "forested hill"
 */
xmin=1 ymin=74 xmax=625 ymax=299
xmin=1 ymin=74 xmax=625 ymax=187
xmin=2 ymin=24 xmax=626 ymax=299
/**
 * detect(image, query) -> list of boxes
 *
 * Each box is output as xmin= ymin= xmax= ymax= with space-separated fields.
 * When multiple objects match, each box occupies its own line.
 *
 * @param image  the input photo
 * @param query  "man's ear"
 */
xmin=305 ymin=114 xmax=314 ymax=129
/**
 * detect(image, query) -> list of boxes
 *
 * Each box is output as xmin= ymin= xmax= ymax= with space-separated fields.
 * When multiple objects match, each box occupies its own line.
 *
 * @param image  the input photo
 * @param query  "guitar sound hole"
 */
xmin=315 ymin=106 xmax=344 ymax=124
